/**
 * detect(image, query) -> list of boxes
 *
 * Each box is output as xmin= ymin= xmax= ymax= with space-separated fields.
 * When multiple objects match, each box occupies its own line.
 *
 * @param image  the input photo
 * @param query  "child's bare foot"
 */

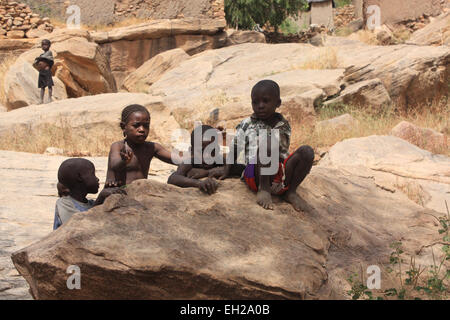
xmin=257 ymin=190 xmax=274 ymax=210
xmin=283 ymin=191 xmax=304 ymax=212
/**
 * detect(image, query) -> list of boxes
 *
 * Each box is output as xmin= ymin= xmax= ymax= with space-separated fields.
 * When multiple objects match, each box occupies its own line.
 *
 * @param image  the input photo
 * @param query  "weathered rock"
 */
xmin=50 ymin=36 xmax=117 ymax=97
xmin=337 ymin=43 xmax=450 ymax=108
xmin=10 ymin=161 xmax=443 ymax=299
xmin=315 ymin=114 xmax=359 ymax=132
xmin=390 ymin=121 xmax=448 ymax=153
xmin=0 ymin=103 xmax=6 ymax=112
xmin=225 ymin=30 xmax=266 ymax=46
xmin=25 ymin=28 xmax=49 ymax=39
xmin=98 ymin=30 xmax=227 ymax=87
xmin=0 ymin=93 xmax=179 ymax=148
xmin=122 ymin=48 xmax=190 ymax=93
xmin=320 ymin=135 xmax=450 ymax=214
xmin=408 ymin=12 xmax=450 ymax=46
xmin=6 ymin=30 xmax=24 ymax=39
xmin=346 ymin=18 xmax=364 ymax=33
xmin=150 ymin=43 xmax=344 ymax=129
xmin=324 ymin=78 xmax=392 ymax=109
xmin=91 ymin=19 xmax=226 ymax=43
xmin=4 ymin=48 xmax=67 ymax=110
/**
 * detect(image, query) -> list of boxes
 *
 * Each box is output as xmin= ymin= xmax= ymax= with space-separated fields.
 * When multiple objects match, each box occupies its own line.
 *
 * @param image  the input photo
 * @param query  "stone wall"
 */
xmin=0 ymin=0 xmax=54 ymax=39
xmin=20 ymin=0 xmax=225 ymax=26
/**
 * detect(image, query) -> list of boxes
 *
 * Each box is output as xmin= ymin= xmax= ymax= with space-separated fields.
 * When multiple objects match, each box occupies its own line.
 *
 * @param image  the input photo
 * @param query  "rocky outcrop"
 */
xmin=4 ymin=29 xmax=118 ymax=108
xmin=324 ymin=78 xmax=391 ymax=109
xmin=0 ymin=38 xmax=35 ymax=62
xmin=0 ymin=1 xmax=53 ymax=39
xmin=0 ymin=93 xmax=179 ymax=147
xmin=10 ymin=154 xmax=444 ymax=299
xmin=337 ymin=43 xmax=450 ymax=109
xmin=225 ymin=30 xmax=266 ymax=46
xmin=92 ymin=19 xmax=227 ymax=87
xmin=320 ymin=135 xmax=450 ymax=214
xmin=148 ymin=42 xmax=449 ymax=129
xmin=122 ymin=48 xmax=190 ymax=92
xmin=390 ymin=121 xmax=448 ymax=153
xmin=408 ymin=12 xmax=450 ymax=46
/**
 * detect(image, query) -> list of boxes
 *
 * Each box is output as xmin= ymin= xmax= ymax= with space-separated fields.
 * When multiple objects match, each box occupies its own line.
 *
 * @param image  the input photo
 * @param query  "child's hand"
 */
xmin=208 ymin=167 xmax=225 ymax=179
xmin=120 ymin=141 xmax=134 ymax=164
xmin=218 ymin=165 xmax=231 ymax=180
xmin=187 ymin=168 xmax=209 ymax=179
xmin=105 ymin=180 xmax=124 ymax=188
xmin=198 ymin=178 xmax=218 ymax=195
xmin=95 ymin=187 xmax=127 ymax=206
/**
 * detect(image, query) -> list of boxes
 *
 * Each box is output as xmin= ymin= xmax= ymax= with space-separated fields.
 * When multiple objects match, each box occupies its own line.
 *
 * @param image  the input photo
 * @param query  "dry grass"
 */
xmin=347 ymin=30 xmax=379 ymax=45
xmin=0 ymin=117 xmax=122 ymax=157
xmin=294 ymin=47 xmax=339 ymax=70
xmin=84 ymin=17 xmax=150 ymax=32
xmin=0 ymin=54 xmax=18 ymax=106
xmin=288 ymin=100 xmax=449 ymax=157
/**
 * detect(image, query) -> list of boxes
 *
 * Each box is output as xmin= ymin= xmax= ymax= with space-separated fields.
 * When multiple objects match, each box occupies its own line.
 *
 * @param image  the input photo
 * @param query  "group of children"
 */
xmin=53 ymin=78 xmax=314 ymax=231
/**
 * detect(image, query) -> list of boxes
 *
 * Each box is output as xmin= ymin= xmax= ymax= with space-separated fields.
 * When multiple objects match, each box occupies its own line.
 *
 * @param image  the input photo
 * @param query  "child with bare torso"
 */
xmin=106 ymin=104 xmax=175 ymax=187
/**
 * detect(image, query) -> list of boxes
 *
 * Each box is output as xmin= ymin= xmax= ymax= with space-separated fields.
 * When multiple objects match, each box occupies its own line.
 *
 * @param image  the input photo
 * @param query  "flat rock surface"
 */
xmin=0 ymin=150 xmax=174 ymax=300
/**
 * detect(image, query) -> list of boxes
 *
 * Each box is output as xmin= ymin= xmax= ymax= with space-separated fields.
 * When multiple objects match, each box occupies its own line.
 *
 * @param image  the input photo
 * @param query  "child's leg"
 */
xmin=39 ymin=88 xmax=45 ymax=104
xmin=48 ymin=87 xmax=53 ymax=102
xmin=254 ymin=138 xmax=278 ymax=210
xmin=283 ymin=145 xmax=314 ymax=211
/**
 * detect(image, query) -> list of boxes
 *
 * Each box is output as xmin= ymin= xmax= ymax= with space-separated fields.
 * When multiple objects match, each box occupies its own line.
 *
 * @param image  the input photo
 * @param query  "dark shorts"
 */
xmin=38 ymin=69 xmax=54 ymax=88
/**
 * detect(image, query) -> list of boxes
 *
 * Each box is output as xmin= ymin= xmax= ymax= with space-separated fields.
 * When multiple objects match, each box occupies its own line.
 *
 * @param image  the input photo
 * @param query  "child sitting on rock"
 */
xmin=54 ymin=158 xmax=124 ymax=230
xmin=168 ymin=124 xmax=234 ymax=195
xmin=220 ymin=80 xmax=315 ymax=211
xmin=105 ymin=104 xmax=176 ymax=188
xmin=33 ymin=39 xmax=54 ymax=105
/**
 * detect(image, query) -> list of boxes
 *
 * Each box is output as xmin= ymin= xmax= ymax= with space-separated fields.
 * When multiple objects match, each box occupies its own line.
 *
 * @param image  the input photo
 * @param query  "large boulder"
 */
xmin=408 ymin=12 xmax=450 ymax=46
xmin=47 ymin=33 xmax=117 ymax=98
xmin=336 ymin=43 xmax=450 ymax=109
xmin=11 ymin=163 xmax=442 ymax=299
xmin=0 ymin=150 xmax=174 ymax=300
xmin=0 ymin=93 xmax=179 ymax=147
xmin=122 ymin=48 xmax=190 ymax=93
xmin=225 ymin=30 xmax=266 ymax=46
xmin=320 ymin=135 xmax=450 ymax=214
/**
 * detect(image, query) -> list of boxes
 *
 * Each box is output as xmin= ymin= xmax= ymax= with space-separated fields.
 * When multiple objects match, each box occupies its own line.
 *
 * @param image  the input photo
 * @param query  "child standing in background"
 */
xmin=34 ymin=39 xmax=54 ymax=104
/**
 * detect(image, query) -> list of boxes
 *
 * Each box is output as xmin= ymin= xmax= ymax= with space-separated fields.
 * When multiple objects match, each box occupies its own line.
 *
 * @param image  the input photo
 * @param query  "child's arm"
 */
xmin=168 ymin=164 xmax=218 ymax=195
xmin=154 ymin=143 xmax=179 ymax=165
xmin=109 ymin=141 xmax=132 ymax=172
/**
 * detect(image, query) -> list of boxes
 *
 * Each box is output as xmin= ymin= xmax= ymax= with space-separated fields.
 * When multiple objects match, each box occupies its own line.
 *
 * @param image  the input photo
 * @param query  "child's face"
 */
xmin=251 ymin=86 xmax=281 ymax=120
xmin=80 ymin=163 xmax=100 ymax=194
xmin=41 ymin=42 xmax=50 ymax=51
xmin=123 ymin=112 xmax=150 ymax=144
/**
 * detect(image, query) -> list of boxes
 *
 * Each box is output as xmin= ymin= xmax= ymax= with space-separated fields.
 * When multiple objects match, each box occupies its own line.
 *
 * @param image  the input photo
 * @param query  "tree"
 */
xmin=225 ymin=0 xmax=308 ymax=31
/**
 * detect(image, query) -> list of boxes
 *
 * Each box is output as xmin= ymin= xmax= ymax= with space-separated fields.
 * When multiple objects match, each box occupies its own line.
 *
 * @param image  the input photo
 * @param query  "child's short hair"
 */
xmin=120 ymin=104 xmax=150 ymax=128
xmin=252 ymin=80 xmax=281 ymax=99
xmin=57 ymin=158 xmax=91 ymax=191
xmin=41 ymin=39 xmax=51 ymax=45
